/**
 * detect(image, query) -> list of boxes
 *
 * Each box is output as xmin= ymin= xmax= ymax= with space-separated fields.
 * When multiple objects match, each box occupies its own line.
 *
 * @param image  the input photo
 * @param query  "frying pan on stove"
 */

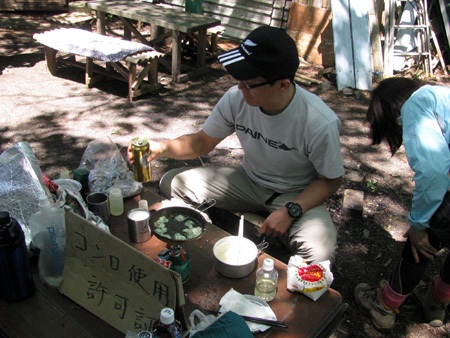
xmin=149 ymin=200 xmax=215 ymax=244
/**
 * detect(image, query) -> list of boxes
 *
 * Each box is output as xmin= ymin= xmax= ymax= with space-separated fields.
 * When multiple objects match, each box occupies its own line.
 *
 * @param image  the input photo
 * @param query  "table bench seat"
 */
xmin=47 ymin=12 xmax=95 ymax=28
xmin=34 ymin=28 xmax=165 ymax=101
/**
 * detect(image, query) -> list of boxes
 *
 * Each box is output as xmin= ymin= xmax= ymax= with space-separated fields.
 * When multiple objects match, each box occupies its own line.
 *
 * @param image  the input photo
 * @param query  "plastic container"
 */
xmin=109 ymin=187 xmax=124 ymax=216
xmin=152 ymin=308 xmax=182 ymax=338
xmin=254 ymin=258 xmax=278 ymax=302
xmin=138 ymin=199 xmax=148 ymax=210
xmin=125 ymin=330 xmax=153 ymax=338
xmin=0 ymin=211 xmax=35 ymax=301
xmin=29 ymin=195 xmax=66 ymax=287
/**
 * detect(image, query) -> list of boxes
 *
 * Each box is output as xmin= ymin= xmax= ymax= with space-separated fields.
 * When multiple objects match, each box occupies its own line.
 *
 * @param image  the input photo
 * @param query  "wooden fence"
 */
xmin=0 ymin=0 xmax=67 ymax=11
xmin=164 ymin=0 xmax=331 ymax=41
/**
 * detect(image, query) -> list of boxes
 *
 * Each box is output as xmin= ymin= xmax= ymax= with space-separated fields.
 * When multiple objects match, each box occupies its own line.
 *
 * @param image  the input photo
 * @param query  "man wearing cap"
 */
xmin=129 ymin=26 xmax=344 ymax=263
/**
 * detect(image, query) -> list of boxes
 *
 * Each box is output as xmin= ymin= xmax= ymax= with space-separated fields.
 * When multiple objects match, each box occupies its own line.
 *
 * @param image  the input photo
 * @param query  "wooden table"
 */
xmin=0 ymin=189 xmax=347 ymax=337
xmin=86 ymin=0 xmax=222 ymax=83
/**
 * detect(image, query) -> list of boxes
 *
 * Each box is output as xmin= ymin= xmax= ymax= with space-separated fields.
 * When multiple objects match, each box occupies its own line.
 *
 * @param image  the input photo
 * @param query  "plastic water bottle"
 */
xmin=29 ymin=194 xmax=66 ymax=287
xmin=0 ymin=211 xmax=35 ymax=301
xmin=152 ymin=308 xmax=182 ymax=338
xmin=109 ymin=187 xmax=124 ymax=216
xmin=254 ymin=258 xmax=278 ymax=302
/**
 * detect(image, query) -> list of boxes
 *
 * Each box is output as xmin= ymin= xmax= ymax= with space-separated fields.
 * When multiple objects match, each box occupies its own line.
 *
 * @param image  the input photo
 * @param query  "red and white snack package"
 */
xmin=286 ymin=255 xmax=334 ymax=301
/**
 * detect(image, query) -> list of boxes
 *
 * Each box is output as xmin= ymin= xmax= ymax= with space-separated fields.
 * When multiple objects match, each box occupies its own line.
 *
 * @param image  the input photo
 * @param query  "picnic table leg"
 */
xmin=97 ymin=11 xmax=106 ymax=35
xmin=44 ymin=46 xmax=58 ymax=76
xmin=196 ymin=28 xmax=207 ymax=69
xmin=209 ymin=31 xmax=219 ymax=54
xmin=128 ymin=63 xmax=137 ymax=102
xmin=171 ymin=30 xmax=181 ymax=83
xmin=149 ymin=58 xmax=159 ymax=84
xmin=86 ymin=57 xmax=94 ymax=87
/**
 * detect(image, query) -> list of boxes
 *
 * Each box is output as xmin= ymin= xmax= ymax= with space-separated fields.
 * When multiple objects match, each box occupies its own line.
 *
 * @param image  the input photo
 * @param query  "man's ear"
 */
xmin=278 ymin=78 xmax=293 ymax=90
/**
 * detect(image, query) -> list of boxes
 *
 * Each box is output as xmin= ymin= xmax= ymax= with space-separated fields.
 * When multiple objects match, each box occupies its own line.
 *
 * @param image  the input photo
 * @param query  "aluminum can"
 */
xmin=131 ymin=136 xmax=152 ymax=183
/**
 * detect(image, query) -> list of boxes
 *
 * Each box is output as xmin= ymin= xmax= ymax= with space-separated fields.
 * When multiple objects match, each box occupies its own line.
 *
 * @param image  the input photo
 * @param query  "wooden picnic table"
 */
xmin=86 ymin=0 xmax=222 ymax=83
xmin=0 ymin=189 xmax=347 ymax=337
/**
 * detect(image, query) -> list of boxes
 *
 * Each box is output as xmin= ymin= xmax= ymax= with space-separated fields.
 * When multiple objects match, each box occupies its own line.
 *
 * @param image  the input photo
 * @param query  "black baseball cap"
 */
xmin=217 ymin=26 xmax=299 ymax=81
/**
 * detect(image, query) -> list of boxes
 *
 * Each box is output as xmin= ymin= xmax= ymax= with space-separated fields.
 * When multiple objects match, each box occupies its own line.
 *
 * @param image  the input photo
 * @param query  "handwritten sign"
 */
xmin=60 ymin=211 xmax=185 ymax=334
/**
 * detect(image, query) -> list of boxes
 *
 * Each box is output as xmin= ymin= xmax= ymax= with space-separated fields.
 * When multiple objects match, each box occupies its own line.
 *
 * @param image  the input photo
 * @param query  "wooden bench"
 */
xmin=47 ymin=12 xmax=95 ymax=29
xmin=34 ymin=28 xmax=165 ymax=101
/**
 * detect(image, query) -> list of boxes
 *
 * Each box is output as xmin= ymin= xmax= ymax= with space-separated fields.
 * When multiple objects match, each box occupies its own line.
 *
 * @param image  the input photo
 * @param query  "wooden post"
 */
xmin=369 ymin=0 xmax=384 ymax=75
xmin=172 ymin=30 xmax=181 ymax=82
xmin=196 ymin=28 xmax=207 ymax=69
xmin=97 ymin=11 xmax=106 ymax=35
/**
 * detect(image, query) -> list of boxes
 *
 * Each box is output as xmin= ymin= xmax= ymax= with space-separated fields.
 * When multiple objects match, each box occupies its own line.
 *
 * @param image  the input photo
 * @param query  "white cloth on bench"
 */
xmin=33 ymin=28 xmax=154 ymax=62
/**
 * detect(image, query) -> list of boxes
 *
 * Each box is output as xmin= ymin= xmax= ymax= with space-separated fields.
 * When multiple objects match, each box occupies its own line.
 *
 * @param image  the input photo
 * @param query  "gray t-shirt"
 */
xmin=202 ymin=84 xmax=345 ymax=192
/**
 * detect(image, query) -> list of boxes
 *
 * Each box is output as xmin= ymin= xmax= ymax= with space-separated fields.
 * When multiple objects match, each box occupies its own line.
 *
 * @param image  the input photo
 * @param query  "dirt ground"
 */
xmin=2 ymin=11 xmax=450 ymax=338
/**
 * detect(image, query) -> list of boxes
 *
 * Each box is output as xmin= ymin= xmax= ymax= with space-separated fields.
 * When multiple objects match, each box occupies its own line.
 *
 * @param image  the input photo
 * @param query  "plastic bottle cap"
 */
xmin=160 ymin=308 xmax=175 ymax=325
xmin=138 ymin=199 xmax=148 ymax=210
xmin=39 ymin=195 xmax=51 ymax=209
xmin=263 ymin=258 xmax=274 ymax=271
xmin=0 ymin=211 xmax=11 ymax=226
xmin=110 ymin=187 xmax=123 ymax=198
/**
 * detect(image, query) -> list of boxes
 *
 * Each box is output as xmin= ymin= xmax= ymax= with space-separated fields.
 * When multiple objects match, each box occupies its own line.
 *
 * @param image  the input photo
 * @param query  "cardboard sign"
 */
xmin=60 ymin=211 xmax=185 ymax=334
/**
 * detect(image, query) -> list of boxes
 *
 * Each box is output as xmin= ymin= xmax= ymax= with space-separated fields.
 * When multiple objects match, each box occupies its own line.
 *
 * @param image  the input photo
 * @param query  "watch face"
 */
xmin=287 ymin=202 xmax=302 ymax=218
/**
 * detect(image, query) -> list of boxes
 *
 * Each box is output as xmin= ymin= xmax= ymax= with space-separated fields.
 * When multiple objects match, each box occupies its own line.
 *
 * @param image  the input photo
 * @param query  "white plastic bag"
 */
xmin=286 ymin=256 xmax=333 ymax=301
xmin=188 ymin=310 xmax=218 ymax=337
xmin=78 ymin=137 xmax=142 ymax=197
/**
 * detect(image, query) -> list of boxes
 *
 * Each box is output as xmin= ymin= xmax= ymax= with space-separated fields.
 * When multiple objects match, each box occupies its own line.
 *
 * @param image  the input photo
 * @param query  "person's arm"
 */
xmin=260 ymin=175 xmax=343 ymax=238
xmin=127 ymin=130 xmax=224 ymax=163
xmin=152 ymin=130 xmax=223 ymax=160
xmin=401 ymin=89 xmax=450 ymax=262
xmin=289 ymin=174 xmax=343 ymax=213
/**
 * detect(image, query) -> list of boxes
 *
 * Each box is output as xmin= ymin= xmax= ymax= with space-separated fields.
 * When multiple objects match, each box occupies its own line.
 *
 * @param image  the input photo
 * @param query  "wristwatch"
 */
xmin=285 ymin=202 xmax=303 ymax=219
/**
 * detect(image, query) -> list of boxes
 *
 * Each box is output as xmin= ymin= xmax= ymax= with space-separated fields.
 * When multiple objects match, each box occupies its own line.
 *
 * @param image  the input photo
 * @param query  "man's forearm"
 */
xmin=294 ymin=176 xmax=343 ymax=212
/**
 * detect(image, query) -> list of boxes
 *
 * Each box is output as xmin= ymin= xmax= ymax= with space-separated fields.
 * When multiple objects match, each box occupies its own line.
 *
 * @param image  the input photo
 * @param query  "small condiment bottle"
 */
xmin=152 ymin=308 xmax=182 ymax=338
xmin=254 ymin=258 xmax=278 ymax=302
xmin=109 ymin=187 xmax=124 ymax=216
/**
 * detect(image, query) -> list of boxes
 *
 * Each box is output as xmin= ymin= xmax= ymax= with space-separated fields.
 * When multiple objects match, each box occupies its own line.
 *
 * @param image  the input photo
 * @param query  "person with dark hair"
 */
xmin=354 ymin=77 xmax=450 ymax=332
xmin=128 ymin=26 xmax=344 ymax=263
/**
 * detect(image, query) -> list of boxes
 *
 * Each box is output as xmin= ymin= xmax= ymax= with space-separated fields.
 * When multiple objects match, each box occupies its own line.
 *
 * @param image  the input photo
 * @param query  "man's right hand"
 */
xmin=127 ymin=139 xmax=163 ymax=165
xmin=127 ymin=141 xmax=135 ymax=164
xmin=406 ymin=227 xmax=438 ymax=263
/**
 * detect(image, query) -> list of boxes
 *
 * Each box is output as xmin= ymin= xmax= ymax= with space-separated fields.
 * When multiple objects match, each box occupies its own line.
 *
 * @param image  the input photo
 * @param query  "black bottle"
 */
xmin=152 ymin=308 xmax=182 ymax=338
xmin=0 ymin=211 xmax=35 ymax=301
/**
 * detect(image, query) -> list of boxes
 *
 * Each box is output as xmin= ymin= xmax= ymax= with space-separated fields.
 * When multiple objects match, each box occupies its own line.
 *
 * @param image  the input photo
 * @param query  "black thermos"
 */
xmin=0 ymin=211 xmax=35 ymax=301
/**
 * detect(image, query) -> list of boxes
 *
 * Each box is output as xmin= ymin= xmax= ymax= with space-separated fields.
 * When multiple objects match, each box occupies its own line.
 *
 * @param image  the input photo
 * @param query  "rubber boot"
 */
xmin=354 ymin=280 xmax=406 ymax=332
xmin=412 ymin=277 xmax=449 ymax=327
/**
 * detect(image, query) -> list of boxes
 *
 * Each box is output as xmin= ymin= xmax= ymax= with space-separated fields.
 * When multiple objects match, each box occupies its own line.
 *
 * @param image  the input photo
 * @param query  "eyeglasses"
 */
xmin=240 ymin=80 xmax=274 ymax=90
